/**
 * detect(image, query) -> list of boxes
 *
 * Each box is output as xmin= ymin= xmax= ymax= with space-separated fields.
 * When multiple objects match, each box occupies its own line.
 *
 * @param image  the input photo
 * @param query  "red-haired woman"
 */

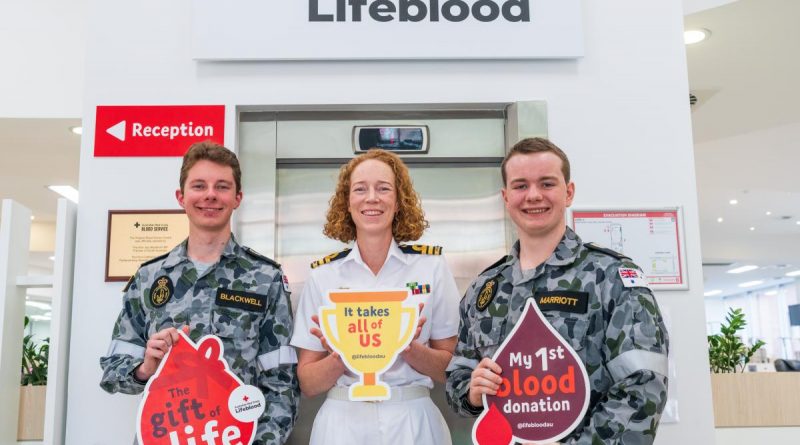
xmin=291 ymin=149 xmax=459 ymax=444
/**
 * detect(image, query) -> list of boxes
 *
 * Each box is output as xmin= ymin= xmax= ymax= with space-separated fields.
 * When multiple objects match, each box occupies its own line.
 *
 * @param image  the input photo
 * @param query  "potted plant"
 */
xmin=707 ymin=307 xmax=765 ymax=373
xmin=18 ymin=316 xmax=48 ymax=440
xmin=706 ymin=307 xmax=800 ymax=427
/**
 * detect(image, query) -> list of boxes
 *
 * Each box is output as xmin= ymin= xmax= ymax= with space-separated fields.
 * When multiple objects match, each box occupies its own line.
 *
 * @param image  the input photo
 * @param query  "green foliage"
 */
xmin=21 ymin=316 xmax=49 ymax=386
xmin=707 ymin=308 xmax=766 ymax=373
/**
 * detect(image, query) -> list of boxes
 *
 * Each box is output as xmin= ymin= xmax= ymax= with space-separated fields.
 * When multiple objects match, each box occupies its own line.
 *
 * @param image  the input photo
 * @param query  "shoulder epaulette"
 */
xmin=398 ymin=244 xmax=443 ymax=255
xmin=122 ymin=252 xmax=170 ymax=292
xmin=585 ymin=242 xmax=630 ymax=261
xmin=140 ymin=252 xmax=169 ymax=268
xmin=481 ymin=255 xmax=511 ymax=274
xmin=243 ymin=246 xmax=281 ymax=269
xmin=310 ymin=248 xmax=351 ymax=269
xmin=122 ymin=275 xmax=135 ymax=293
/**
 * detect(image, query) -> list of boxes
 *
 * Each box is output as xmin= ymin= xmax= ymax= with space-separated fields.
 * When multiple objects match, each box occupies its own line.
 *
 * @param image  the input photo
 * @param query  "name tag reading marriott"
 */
xmin=191 ymin=0 xmax=582 ymax=60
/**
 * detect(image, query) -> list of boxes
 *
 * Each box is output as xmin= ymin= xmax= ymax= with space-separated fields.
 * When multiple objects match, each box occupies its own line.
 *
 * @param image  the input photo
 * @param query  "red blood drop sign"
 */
xmin=94 ymin=105 xmax=225 ymax=157
xmin=472 ymin=299 xmax=590 ymax=445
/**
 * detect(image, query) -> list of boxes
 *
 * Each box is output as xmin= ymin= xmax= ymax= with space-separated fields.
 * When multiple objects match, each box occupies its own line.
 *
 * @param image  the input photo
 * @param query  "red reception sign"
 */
xmin=95 ymin=105 xmax=225 ymax=156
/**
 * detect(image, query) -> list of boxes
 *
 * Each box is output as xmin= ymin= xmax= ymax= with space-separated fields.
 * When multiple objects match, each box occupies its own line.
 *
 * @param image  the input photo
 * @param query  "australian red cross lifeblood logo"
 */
xmin=472 ymin=299 xmax=590 ymax=445
xmin=137 ymin=332 xmax=263 ymax=445
xmin=94 ymin=105 xmax=225 ymax=157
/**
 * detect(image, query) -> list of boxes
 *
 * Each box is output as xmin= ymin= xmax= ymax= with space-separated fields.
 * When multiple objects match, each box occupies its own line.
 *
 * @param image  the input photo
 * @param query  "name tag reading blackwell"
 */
xmin=215 ymin=288 xmax=266 ymax=312
xmin=472 ymin=299 xmax=590 ymax=445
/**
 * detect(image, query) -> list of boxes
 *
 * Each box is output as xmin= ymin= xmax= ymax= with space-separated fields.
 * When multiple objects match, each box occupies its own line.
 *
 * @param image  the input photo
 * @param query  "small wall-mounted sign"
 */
xmin=94 ymin=105 xmax=225 ymax=157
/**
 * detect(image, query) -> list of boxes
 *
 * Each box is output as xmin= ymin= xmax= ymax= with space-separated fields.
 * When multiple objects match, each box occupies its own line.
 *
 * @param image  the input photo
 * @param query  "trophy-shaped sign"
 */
xmin=473 ymin=299 xmax=591 ymax=445
xmin=137 ymin=331 xmax=265 ymax=445
xmin=319 ymin=289 xmax=418 ymax=401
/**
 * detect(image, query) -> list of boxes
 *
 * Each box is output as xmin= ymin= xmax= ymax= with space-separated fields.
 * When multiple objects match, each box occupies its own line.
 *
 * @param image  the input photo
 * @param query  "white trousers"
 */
xmin=309 ymin=396 xmax=453 ymax=445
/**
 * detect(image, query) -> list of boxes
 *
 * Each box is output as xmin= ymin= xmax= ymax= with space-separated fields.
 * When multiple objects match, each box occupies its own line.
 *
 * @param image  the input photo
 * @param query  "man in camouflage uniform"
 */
xmin=100 ymin=141 xmax=298 ymax=444
xmin=446 ymin=138 xmax=669 ymax=444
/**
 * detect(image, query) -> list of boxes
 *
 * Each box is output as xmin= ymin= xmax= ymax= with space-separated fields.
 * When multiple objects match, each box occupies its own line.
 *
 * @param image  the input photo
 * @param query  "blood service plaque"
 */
xmin=137 ymin=332 xmax=265 ymax=445
xmin=106 ymin=210 xmax=189 ymax=282
xmin=472 ymin=299 xmax=590 ymax=445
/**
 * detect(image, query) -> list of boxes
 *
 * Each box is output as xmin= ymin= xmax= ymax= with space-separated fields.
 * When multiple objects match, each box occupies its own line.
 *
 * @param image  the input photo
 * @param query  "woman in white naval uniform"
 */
xmin=290 ymin=149 xmax=460 ymax=445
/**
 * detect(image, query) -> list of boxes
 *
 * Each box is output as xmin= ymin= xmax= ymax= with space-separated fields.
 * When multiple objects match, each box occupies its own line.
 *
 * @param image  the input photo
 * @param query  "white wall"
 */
xmin=65 ymin=1 xmax=716 ymax=444
xmin=0 ymin=0 xmax=87 ymax=118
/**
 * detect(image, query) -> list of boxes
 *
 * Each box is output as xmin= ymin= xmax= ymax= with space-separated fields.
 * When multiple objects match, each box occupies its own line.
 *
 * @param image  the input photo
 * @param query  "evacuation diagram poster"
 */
xmin=571 ymin=209 xmax=686 ymax=289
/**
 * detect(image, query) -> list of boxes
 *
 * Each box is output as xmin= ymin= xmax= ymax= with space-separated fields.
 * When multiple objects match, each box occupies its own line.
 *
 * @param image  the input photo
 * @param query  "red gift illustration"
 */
xmin=473 ymin=299 xmax=590 ymax=445
xmin=137 ymin=332 xmax=265 ymax=445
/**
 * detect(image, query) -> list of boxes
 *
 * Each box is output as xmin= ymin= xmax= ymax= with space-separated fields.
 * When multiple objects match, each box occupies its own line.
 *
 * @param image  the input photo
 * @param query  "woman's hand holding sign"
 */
xmin=296 ymin=315 xmax=347 ymax=397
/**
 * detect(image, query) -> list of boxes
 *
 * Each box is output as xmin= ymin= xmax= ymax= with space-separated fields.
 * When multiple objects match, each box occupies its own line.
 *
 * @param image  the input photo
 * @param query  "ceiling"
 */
xmin=686 ymin=0 xmax=800 ymax=297
xmin=1 ymin=0 xmax=798 ymax=300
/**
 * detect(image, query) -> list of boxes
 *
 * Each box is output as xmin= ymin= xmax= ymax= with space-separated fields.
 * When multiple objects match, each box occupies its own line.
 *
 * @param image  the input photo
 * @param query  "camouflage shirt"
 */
xmin=100 ymin=235 xmax=299 ymax=445
xmin=445 ymin=227 xmax=669 ymax=445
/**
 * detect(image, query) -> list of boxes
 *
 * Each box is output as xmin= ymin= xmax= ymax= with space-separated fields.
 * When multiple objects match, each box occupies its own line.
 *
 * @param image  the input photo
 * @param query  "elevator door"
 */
xmin=237 ymin=108 xmax=510 ymax=445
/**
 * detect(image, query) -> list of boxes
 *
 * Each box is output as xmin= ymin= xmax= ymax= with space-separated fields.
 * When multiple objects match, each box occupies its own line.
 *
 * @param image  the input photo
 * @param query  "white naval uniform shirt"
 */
xmin=290 ymin=240 xmax=460 ymax=390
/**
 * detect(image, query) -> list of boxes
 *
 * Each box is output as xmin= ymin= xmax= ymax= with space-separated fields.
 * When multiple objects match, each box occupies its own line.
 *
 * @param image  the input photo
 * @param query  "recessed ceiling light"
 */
xmin=48 ymin=256 xmax=55 ymax=261
xmin=749 ymin=227 xmax=755 ymax=231
xmin=729 ymin=199 xmax=738 ymax=205
xmin=766 ymin=211 xmax=772 ymax=216
xmin=796 ymin=221 xmax=800 ymax=225
xmin=704 ymin=290 xmax=722 ymax=297
xmin=717 ymin=217 xmax=723 ymax=223
xmin=30 ymin=215 xmax=35 ymax=221
xmin=727 ymin=265 xmax=758 ymax=274
xmin=684 ymin=29 xmax=711 ymax=45
xmin=765 ymin=290 xmax=778 ymax=296
xmin=739 ymin=280 xmax=764 ymax=288
xmin=47 ymin=185 xmax=79 ymax=203
xmin=786 ymin=270 xmax=800 ymax=277
xmin=70 ymin=126 xmax=83 ymax=135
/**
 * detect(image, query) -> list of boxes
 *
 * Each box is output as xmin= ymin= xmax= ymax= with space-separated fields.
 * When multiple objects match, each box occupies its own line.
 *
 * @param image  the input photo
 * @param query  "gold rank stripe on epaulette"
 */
xmin=399 ymin=244 xmax=443 ymax=255
xmin=585 ymin=242 xmax=631 ymax=261
xmin=310 ymin=248 xmax=352 ymax=269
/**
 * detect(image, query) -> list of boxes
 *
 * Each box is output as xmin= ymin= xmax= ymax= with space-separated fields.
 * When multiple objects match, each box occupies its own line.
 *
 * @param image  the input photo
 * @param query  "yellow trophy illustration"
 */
xmin=319 ymin=289 xmax=418 ymax=401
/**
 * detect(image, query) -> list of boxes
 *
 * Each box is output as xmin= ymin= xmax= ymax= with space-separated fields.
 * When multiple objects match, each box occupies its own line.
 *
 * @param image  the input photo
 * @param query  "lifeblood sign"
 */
xmin=94 ymin=105 xmax=225 ymax=157
xmin=137 ymin=331 xmax=264 ymax=445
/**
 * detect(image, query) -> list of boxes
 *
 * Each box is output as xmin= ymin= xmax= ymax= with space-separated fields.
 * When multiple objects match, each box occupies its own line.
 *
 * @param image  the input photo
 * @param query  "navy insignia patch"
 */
xmin=310 ymin=248 xmax=352 ymax=269
xmin=476 ymin=278 xmax=498 ymax=312
xmin=149 ymin=275 xmax=174 ymax=308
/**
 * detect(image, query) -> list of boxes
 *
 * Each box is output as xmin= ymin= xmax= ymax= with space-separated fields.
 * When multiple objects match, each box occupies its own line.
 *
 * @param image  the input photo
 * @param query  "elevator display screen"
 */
xmin=353 ymin=126 xmax=429 ymax=153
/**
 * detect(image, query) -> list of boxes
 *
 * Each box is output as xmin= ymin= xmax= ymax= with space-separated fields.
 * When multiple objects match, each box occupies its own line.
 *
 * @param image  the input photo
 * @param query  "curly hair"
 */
xmin=323 ymin=149 xmax=428 ymax=243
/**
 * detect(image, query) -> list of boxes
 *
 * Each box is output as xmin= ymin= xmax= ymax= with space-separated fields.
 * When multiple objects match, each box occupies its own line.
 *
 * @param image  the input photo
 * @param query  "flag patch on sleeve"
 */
xmin=618 ymin=268 xmax=651 ymax=289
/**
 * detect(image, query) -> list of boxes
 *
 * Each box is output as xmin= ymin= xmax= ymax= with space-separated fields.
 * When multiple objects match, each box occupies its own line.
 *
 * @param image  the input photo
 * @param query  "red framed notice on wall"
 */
xmin=569 ymin=207 xmax=688 ymax=290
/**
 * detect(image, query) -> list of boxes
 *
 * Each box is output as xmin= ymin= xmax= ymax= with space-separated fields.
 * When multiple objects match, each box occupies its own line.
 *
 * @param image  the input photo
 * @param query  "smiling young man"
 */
xmin=100 ymin=141 xmax=299 ymax=444
xmin=445 ymin=138 xmax=670 ymax=444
